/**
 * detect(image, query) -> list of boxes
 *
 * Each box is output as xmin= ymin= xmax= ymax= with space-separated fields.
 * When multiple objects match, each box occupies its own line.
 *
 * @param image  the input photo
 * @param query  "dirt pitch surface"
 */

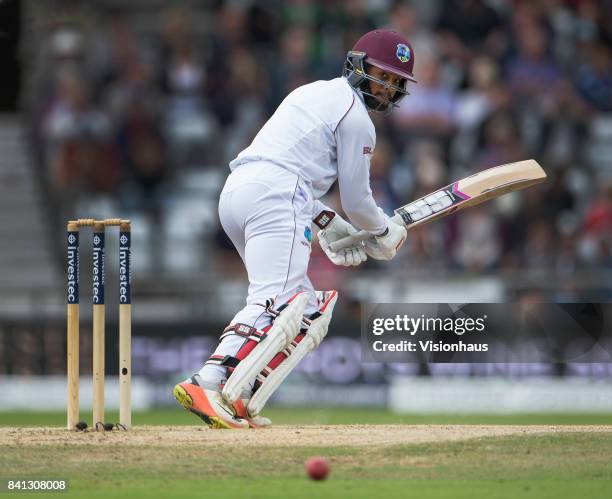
xmin=2 ymin=424 xmax=611 ymax=447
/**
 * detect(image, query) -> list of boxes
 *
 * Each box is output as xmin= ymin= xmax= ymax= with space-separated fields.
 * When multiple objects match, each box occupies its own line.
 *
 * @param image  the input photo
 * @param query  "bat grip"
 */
xmin=327 ymin=214 xmax=403 ymax=252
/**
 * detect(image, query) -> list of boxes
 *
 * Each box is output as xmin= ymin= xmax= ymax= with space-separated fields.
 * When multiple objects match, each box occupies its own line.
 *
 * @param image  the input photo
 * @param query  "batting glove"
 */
xmin=315 ymin=211 xmax=367 ymax=267
xmin=364 ymin=216 xmax=407 ymax=260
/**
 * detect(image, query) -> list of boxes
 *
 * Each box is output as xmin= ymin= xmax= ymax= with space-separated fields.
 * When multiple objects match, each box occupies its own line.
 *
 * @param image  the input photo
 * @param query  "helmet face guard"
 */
xmin=343 ymin=50 xmax=411 ymax=114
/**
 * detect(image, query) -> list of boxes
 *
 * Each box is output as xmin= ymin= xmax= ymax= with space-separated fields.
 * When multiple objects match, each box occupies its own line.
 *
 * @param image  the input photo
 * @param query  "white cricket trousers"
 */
xmin=198 ymin=161 xmax=318 ymax=386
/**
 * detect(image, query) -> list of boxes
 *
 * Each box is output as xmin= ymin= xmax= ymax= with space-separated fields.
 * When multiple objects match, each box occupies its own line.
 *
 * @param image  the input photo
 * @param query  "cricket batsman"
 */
xmin=174 ymin=29 xmax=416 ymax=428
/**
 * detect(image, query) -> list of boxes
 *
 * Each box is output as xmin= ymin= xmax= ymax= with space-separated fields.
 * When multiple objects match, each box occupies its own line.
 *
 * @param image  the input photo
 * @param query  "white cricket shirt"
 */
xmin=229 ymin=77 xmax=387 ymax=234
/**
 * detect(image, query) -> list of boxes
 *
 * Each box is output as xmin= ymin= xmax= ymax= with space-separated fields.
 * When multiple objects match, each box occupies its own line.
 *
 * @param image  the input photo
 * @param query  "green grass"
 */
xmin=1 ymin=432 xmax=611 ymax=498
xmin=0 ymin=408 xmax=610 ymax=427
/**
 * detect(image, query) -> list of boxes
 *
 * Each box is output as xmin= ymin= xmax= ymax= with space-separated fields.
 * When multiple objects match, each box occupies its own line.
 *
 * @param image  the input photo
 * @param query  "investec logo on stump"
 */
xmin=67 ymin=232 xmax=79 ymax=304
xmin=92 ymin=232 xmax=105 ymax=304
xmin=119 ymin=232 xmax=131 ymax=304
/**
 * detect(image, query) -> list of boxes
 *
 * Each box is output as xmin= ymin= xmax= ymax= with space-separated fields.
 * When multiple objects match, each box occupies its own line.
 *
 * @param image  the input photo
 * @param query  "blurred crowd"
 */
xmin=29 ymin=0 xmax=612 ymax=300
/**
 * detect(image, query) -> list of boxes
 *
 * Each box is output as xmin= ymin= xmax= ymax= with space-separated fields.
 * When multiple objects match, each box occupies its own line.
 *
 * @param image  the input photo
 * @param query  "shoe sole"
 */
xmin=173 ymin=384 xmax=233 ymax=429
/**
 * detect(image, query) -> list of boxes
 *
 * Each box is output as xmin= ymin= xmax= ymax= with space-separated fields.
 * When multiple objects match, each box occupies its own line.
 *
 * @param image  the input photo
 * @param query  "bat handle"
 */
xmin=327 ymin=214 xmax=403 ymax=252
xmin=327 ymin=229 xmax=370 ymax=252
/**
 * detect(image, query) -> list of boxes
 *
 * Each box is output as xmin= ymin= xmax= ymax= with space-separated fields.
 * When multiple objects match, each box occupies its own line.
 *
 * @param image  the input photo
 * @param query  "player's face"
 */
xmin=366 ymin=65 xmax=402 ymax=104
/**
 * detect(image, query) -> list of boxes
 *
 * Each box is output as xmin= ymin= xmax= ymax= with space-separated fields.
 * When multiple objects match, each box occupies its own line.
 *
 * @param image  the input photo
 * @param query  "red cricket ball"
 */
xmin=305 ymin=456 xmax=330 ymax=481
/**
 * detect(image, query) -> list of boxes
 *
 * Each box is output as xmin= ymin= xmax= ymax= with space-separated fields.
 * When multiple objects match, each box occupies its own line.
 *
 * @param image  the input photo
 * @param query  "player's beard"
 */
xmin=363 ymin=93 xmax=392 ymax=114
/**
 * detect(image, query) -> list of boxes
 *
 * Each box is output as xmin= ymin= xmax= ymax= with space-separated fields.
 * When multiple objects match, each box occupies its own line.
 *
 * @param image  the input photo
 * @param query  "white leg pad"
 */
xmin=247 ymin=290 xmax=338 ymax=417
xmin=222 ymin=292 xmax=309 ymax=405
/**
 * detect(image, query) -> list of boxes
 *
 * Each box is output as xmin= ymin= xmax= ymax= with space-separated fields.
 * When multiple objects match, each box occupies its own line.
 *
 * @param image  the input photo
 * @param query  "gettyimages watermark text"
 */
xmin=362 ymin=303 xmax=612 ymax=363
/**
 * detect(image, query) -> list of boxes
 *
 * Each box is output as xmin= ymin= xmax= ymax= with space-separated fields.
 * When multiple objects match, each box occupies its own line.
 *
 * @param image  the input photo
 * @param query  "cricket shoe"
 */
xmin=173 ymin=376 xmax=250 ymax=429
xmin=231 ymin=397 xmax=272 ymax=428
xmin=248 ymin=415 xmax=272 ymax=427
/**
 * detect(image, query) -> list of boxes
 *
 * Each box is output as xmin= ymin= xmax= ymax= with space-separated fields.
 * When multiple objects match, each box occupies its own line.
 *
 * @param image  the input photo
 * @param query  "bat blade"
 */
xmin=327 ymin=159 xmax=546 ymax=253
xmin=394 ymin=159 xmax=546 ymax=229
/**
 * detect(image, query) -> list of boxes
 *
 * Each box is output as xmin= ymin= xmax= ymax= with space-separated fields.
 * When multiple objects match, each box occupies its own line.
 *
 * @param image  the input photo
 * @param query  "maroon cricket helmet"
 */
xmin=352 ymin=29 xmax=417 ymax=83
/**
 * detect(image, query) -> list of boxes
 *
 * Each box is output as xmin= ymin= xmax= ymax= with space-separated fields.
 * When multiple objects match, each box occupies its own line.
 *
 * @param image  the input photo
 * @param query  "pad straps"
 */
xmin=204 ymin=323 xmax=273 ymax=376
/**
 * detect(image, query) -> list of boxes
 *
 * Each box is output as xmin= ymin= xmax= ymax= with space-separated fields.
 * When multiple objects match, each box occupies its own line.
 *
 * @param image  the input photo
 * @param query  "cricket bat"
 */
xmin=328 ymin=159 xmax=546 ymax=253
